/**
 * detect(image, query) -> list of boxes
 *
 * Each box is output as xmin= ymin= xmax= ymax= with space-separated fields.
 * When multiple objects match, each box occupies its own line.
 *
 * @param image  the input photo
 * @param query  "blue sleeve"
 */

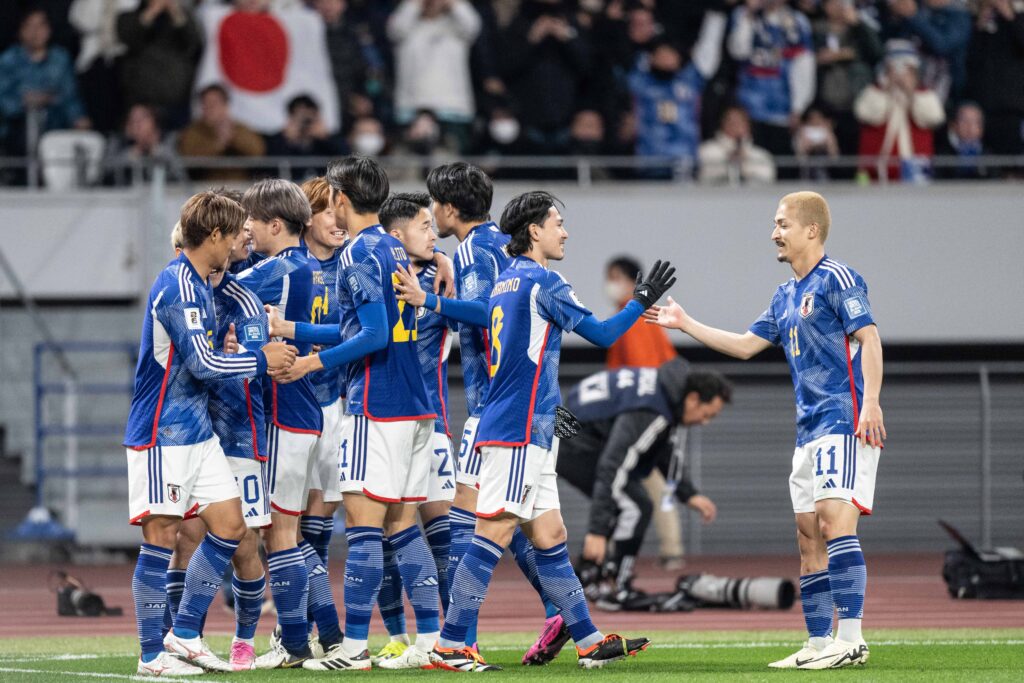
xmin=826 ymin=273 xmax=875 ymax=336
xmin=573 ymin=301 xmax=645 ymax=348
xmin=294 ymin=322 xmax=344 ymax=344
xmin=236 ymin=261 xmax=284 ymax=305
xmin=456 ymin=248 xmax=500 ymax=305
xmin=237 ymin=311 xmax=270 ymax=351
xmin=0 ymin=50 xmax=23 ymax=118
xmin=346 ymin=252 xmax=386 ymax=308
xmin=317 ymin=301 xmax=388 ymax=370
xmin=537 ymin=271 xmax=593 ymax=332
xmin=158 ymin=297 xmax=266 ymax=380
xmin=423 ymin=292 xmax=489 ymax=328
xmin=749 ymin=295 xmax=782 ymax=346
xmin=904 ymin=11 xmax=971 ymax=56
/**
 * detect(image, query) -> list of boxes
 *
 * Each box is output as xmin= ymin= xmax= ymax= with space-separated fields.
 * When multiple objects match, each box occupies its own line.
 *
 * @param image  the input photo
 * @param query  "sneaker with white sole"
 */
xmin=162 ymin=632 xmax=232 ymax=672
xmin=576 ymin=634 xmax=650 ymax=669
xmin=254 ymin=627 xmax=313 ymax=669
xmin=136 ymin=651 xmax=204 ymax=677
xmin=371 ymin=639 xmax=409 ymax=664
xmin=229 ymin=639 xmax=256 ymax=671
xmin=795 ymin=639 xmax=870 ymax=669
xmin=429 ymin=644 xmax=502 ymax=672
xmin=379 ymin=646 xmax=433 ymax=670
xmin=768 ymin=639 xmax=831 ymax=669
xmin=302 ymin=644 xmax=372 ymax=671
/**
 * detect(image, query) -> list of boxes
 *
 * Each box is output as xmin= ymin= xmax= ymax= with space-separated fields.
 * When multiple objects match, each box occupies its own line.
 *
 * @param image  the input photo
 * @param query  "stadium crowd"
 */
xmin=1 ymin=0 xmax=1022 ymax=183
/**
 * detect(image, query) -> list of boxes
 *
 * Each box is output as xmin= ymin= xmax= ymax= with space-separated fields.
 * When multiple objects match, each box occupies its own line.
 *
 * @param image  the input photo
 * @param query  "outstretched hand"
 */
xmin=644 ymin=296 xmax=688 ymax=331
xmin=632 ymin=259 xmax=676 ymax=309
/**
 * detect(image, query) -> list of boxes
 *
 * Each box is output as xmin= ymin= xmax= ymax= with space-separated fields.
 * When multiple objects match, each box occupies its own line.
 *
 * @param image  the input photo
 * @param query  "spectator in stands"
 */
xmin=698 ymin=104 xmax=777 ymax=184
xmin=499 ymin=0 xmax=592 ymax=155
xmin=813 ymin=0 xmax=885 ymax=154
xmin=605 ymin=256 xmax=678 ymax=370
xmin=853 ymin=39 xmax=945 ymax=181
xmin=177 ymin=84 xmax=266 ymax=180
xmin=117 ymin=0 xmax=203 ymax=130
xmin=314 ymin=0 xmax=371 ymax=125
xmin=569 ymin=109 xmax=606 ymax=156
xmin=934 ymin=101 xmax=991 ymax=179
xmin=388 ymin=0 xmax=481 ymax=152
xmin=265 ymin=94 xmax=347 ymax=179
xmin=627 ymin=12 xmax=725 ymax=178
xmin=727 ymin=0 xmax=816 ymax=160
xmin=70 ymin=0 xmax=132 ymax=134
xmin=886 ymin=0 xmax=972 ymax=103
xmin=0 ymin=8 xmax=90 ymax=157
xmin=346 ymin=115 xmax=387 ymax=156
xmin=793 ymin=106 xmax=842 ymax=180
xmin=966 ymin=0 xmax=1024 ymax=163
xmin=106 ymin=103 xmax=185 ymax=183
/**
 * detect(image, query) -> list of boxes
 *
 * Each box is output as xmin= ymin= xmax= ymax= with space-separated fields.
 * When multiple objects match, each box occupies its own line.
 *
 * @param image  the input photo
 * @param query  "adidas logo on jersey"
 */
xmin=823 ymin=479 xmax=837 ymax=489
xmin=244 ymin=507 xmax=260 ymax=518
xmin=441 ymin=479 xmax=454 ymax=490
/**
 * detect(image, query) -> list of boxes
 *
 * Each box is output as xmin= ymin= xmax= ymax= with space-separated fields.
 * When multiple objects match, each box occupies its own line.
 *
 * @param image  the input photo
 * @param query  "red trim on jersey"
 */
xmin=362 ymin=487 xmax=401 ymax=503
xmin=244 ymin=379 xmax=263 ymax=460
xmin=437 ymin=328 xmax=451 ymax=437
xmin=272 ymin=381 xmax=322 ymax=435
xmin=402 ymin=496 xmax=428 ymax=502
xmin=270 ymin=501 xmax=304 ymax=516
xmin=476 ymin=507 xmax=506 ymax=519
xmin=129 ymin=510 xmax=151 ymax=526
xmin=476 ymin=323 xmax=551 ymax=450
xmin=747 ymin=66 xmax=782 ymax=77
xmin=844 ymin=337 xmax=860 ymax=431
xmin=782 ymin=46 xmax=807 ymax=59
xmin=362 ymin=356 xmax=437 ymax=423
xmin=483 ymin=328 xmax=491 ymax=373
xmin=130 ymin=342 xmax=175 ymax=451
xmin=851 ymin=497 xmax=872 ymax=516
xmin=183 ymin=503 xmax=200 ymax=520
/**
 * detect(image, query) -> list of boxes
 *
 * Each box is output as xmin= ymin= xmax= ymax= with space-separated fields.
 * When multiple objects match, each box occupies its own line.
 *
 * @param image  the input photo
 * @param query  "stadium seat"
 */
xmin=38 ymin=130 xmax=106 ymax=190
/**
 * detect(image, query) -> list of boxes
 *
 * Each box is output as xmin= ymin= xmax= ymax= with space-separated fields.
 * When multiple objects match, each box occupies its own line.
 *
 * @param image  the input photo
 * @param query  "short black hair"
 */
xmin=607 ymin=256 xmax=642 ymax=280
xmin=199 ymin=83 xmax=229 ymax=102
xmin=425 ymin=162 xmax=493 ymax=223
xmin=499 ymin=190 xmax=563 ymax=257
xmin=380 ymin=191 xmax=431 ymax=230
xmin=684 ymin=371 xmax=733 ymax=404
xmin=287 ymin=94 xmax=319 ymax=115
xmin=326 ymin=155 xmax=390 ymax=215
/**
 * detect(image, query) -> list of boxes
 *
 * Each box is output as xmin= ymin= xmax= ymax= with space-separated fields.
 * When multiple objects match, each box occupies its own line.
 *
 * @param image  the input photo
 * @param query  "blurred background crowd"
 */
xmin=1 ymin=0 xmax=1022 ymax=185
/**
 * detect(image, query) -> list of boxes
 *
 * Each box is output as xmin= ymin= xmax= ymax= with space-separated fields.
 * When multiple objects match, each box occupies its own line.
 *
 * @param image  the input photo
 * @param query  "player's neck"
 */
xmin=523 ymin=250 xmax=548 ymax=269
xmin=452 ymin=220 xmax=483 ymax=242
xmin=305 ymin=239 xmax=335 ymax=261
xmin=346 ymin=213 xmax=381 ymax=237
xmin=263 ymin=234 xmax=300 ymax=258
xmin=182 ymin=249 xmax=216 ymax=281
xmin=790 ymin=248 xmax=825 ymax=281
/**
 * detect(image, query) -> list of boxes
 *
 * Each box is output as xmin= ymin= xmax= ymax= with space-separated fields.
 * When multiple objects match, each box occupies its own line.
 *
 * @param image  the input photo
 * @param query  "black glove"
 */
xmin=554 ymin=405 xmax=581 ymax=440
xmin=632 ymin=259 xmax=676 ymax=309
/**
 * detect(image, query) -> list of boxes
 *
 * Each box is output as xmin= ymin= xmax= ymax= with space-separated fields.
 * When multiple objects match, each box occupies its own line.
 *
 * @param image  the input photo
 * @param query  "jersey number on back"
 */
xmin=489 ymin=306 xmax=504 ymax=378
xmin=391 ymin=273 xmax=418 ymax=343
xmin=311 ymin=289 xmax=329 ymax=324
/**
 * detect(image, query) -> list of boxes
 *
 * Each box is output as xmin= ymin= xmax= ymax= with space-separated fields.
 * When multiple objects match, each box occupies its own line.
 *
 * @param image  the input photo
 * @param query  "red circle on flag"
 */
xmin=218 ymin=12 xmax=289 ymax=93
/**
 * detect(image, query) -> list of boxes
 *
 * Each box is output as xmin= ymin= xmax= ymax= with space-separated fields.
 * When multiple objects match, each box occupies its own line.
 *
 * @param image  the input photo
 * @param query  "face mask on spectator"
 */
xmin=604 ymin=280 xmax=630 ymax=305
xmin=650 ymin=67 xmax=677 ymax=81
xmin=802 ymin=126 xmax=830 ymax=147
xmin=352 ymin=132 xmax=385 ymax=156
xmin=489 ymin=118 xmax=520 ymax=145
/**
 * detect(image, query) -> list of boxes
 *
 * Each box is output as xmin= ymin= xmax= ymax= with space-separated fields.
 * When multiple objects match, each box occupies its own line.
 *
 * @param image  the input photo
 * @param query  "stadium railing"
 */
xmin=1 ymin=153 xmax=1023 ymax=189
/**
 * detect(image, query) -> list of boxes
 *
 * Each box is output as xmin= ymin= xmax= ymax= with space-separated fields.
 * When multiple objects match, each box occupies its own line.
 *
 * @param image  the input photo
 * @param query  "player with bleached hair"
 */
xmin=648 ymin=190 xmax=885 ymax=669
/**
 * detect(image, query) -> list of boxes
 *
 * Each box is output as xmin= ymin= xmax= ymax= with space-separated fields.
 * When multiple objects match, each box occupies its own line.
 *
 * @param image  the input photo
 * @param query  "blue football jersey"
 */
xmin=309 ymin=247 xmax=345 ymax=407
xmin=415 ymin=264 xmax=455 ymax=435
xmin=337 ymin=225 xmax=434 ymax=420
xmin=236 ymin=245 xmax=324 ymax=435
xmin=124 ymin=254 xmax=266 ymax=449
xmin=475 ymin=257 xmax=591 ymax=450
xmin=628 ymin=57 xmax=706 ymax=161
xmin=732 ymin=6 xmax=813 ymax=125
xmin=453 ymin=222 xmax=511 ymax=418
xmin=209 ymin=273 xmax=269 ymax=460
xmin=749 ymin=256 xmax=876 ymax=446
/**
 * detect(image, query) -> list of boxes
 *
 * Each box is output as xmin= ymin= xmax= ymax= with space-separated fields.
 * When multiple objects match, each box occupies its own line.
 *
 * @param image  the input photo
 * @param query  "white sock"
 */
xmin=415 ymin=632 xmax=439 ymax=653
xmin=837 ymin=618 xmax=862 ymax=643
xmin=390 ymin=634 xmax=411 ymax=645
xmin=232 ymin=637 xmax=255 ymax=647
xmin=808 ymin=635 xmax=832 ymax=650
xmin=344 ymin=638 xmax=368 ymax=656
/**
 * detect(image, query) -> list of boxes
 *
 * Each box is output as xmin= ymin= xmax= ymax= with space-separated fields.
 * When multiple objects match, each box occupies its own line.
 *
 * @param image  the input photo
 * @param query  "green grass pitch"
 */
xmin=1 ymin=629 xmax=1022 ymax=682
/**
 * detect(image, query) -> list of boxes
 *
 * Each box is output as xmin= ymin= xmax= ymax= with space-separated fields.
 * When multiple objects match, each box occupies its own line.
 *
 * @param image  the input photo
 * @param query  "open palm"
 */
xmin=644 ymin=296 xmax=687 ymax=330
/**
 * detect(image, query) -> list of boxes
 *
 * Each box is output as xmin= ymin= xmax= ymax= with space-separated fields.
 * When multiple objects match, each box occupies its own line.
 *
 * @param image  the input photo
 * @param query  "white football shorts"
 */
xmin=266 ymin=424 xmax=318 ymax=516
xmin=477 ymin=439 xmax=560 ymax=521
xmin=308 ymin=398 xmax=345 ymax=503
xmin=229 ymin=457 xmax=271 ymax=528
xmin=455 ymin=416 xmax=482 ymax=488
xmin=427 ymin=430 xmax=456 ymax=503
xmin=340 ymin=414 xmax=433 ymax=503
xmin=789 ymin=433 xmax=880 ymax=515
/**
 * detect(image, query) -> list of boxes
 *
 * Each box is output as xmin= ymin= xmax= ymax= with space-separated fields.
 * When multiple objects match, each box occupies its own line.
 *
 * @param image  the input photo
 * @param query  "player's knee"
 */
xmin=529 ymin=523 xmax=568 ymax=550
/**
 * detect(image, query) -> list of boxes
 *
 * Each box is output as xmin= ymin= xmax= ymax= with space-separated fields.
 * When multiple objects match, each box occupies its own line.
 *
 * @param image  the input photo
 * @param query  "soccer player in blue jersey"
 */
xmin=367 ymin=192 xmax=458 ymax=669
xmin=230 ymin=180 xmax=333 ymax=669
xmin=296 ymin=177 xmax=348 ymax=658
xmin=393 ymin=163 xmax=561 ymax=658
xmin=648 ymin=191 xmax=885 ymax=669
xmin=430 ymin=191 xmax=674 ymax=672
xmin=125 ymin=192 xmax=295 ymax=676
xmin=268 ymin=157 xmax=442 ymax=671
xmin=165 ymin=216 xmax=273 ymax=672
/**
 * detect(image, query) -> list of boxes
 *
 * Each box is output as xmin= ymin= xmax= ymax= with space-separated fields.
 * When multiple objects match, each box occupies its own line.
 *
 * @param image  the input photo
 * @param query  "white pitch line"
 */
xmin=0 ymin=667 xmax=194 ymax=683
xmin=482 ymin=639 xmax=1024 ymax=651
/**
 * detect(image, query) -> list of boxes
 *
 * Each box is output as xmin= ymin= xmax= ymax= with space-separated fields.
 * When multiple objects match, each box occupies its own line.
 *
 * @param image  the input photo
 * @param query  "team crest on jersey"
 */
xmin=184 ymin=307 xmax=203 ymax=330
xmin=800 ymin=293 xmax=814 ymax=318
xmin=520 ymin=484 xmax=533 ymax=505
xmin=167 ymin=484 xmax=181 ymax=503
xmin=244 ymin=324 xmax=263 ymax=342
